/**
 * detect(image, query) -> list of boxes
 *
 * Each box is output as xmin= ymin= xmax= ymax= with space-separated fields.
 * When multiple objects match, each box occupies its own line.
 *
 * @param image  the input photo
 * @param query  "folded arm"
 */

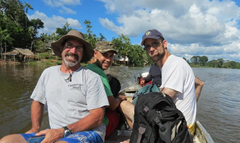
xmin=161 ymin=87 xmax=178 ymax=100
xmin=195 ymin=77 xmax=204 ymax=101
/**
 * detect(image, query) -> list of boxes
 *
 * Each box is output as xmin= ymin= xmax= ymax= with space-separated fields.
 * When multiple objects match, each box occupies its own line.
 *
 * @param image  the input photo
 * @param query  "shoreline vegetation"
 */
xmin=1 ymin=55 xmax=240 ymax=69
xmin=1 ymin=1 xmax=240 ymax=69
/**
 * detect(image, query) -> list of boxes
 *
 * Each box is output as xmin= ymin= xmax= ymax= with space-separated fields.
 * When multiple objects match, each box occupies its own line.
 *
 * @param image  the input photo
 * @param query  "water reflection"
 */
xmin=0 ymin=65 xmax=240 ymax=143
xmin=0 ymin=64 xmax=49 ymax=137
xmin=193 ymin=68 xmax=240 ymax=143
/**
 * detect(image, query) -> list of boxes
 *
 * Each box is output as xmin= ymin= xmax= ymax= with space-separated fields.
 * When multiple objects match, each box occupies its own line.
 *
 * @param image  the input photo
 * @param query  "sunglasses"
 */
xmin=144 ymin=41 xmax=161 ymax=51
xmin=64 ymin=42 xmax=84 ymax=51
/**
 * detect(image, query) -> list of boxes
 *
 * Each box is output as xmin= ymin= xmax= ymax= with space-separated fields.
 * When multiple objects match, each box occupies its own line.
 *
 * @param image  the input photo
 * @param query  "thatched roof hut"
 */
xmin=3 ymin=48 xmax=35 ymax=61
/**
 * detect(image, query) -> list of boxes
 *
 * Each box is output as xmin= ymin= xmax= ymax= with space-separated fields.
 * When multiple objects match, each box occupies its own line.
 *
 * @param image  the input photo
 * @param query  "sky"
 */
xmin=20 ymin=0 xmax=240 ymax=62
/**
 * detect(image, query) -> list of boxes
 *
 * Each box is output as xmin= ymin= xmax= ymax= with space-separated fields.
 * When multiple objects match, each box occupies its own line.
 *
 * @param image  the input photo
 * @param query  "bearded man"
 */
xmin=141 ymin=29 xmax=197 ymax=135
xmin=0 ymin=30 xmax=109 ymax=143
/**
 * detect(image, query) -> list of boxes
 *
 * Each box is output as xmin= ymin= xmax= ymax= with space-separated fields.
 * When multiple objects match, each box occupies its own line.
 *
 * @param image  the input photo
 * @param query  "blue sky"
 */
xmin=20 ymin=0 xmax=240 ymax=62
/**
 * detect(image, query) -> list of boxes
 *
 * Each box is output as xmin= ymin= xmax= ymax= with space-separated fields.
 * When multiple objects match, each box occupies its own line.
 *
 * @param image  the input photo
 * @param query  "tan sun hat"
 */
xmin=51 ymin=30 xmax=94 ymax=62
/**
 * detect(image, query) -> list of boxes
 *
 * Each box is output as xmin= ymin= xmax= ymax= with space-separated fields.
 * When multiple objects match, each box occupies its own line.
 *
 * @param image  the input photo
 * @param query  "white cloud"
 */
xmin=168 ymin=40 xmax=240 ymax=62
xmin=28 ymin=11 xmax=82 ymax=34
xmin=43 ymin=0 xmax=81 ymax=14
xmin=59 ymin=6 xmax=77 ymax=14
xmin=59 ymin=0 xmax=81 ymax=5
xmin=98 ymin=0 xmax=240 ymax=62
xmin=43 ymin=0 xmax=81 ymax=6
xmin=43 ymin=0 xmax=63 ymax=7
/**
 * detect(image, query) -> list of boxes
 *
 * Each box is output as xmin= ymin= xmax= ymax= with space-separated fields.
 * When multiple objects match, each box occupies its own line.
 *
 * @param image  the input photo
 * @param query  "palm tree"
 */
xmin=0 ymin=28 xmax=14 ymax=58
xmin=28 ymin=26 xmax=35 ymax=51
xmin=23 ymin=2 xmax=33 ymax=27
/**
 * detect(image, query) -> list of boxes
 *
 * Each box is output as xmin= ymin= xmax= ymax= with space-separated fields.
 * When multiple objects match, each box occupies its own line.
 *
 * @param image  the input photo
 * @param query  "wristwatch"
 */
xmin=63 ymin=126 xmax=71 ymax=137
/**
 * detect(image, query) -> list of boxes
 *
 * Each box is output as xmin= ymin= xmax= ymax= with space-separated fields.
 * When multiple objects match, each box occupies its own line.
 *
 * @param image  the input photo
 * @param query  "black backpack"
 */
xmin=130 ymin=92 xmax=191 ymax=143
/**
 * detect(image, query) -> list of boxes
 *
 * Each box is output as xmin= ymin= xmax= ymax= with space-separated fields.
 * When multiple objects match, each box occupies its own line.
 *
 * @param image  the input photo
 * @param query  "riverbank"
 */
xmin=0 ymin=61 xmax=21 ymax=65
xmin=0 ymin=59 xmax=61 ymax=66
xmin=1 ymin=59 xmax=240 ymax=69
xmin=0 ymin=59 xmax=120 ymax=67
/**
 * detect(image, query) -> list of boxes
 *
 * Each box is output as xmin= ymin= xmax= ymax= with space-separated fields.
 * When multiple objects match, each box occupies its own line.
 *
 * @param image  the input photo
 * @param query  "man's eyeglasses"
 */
xmin=144 ymin=41 xmax=160 ymax=51
xmin=64 ymin=42 xmax=84 ymax=51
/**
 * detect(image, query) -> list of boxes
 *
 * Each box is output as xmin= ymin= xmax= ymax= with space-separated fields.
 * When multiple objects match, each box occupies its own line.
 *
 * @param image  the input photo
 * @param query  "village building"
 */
xmin=3 ymin=48 xmax=35 ymax=62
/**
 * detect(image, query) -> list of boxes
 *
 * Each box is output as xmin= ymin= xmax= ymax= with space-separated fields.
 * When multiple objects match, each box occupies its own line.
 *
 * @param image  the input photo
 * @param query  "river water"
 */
xmin=0 ymin=64 xmax=239 ymax=143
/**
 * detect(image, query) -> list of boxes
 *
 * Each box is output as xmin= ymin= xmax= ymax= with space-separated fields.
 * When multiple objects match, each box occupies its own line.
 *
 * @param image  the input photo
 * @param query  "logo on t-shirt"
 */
xmin=68 ymin=84 xmax=82 ymax=91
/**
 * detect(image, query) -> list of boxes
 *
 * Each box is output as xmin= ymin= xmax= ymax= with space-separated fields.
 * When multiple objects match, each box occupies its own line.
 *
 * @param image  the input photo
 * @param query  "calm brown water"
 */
xmin=0 ymin=64 xmax=240 ymax=143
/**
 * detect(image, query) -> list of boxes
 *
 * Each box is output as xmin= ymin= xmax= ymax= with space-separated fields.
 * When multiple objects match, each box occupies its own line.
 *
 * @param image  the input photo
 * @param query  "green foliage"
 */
xmin=128 ymin=45 xmax=145 ymax=66
xmin=112 ymin=34 xmax=130 ymax=58
xmin=99 ymin=33 xmax=106 ymax=41
xmin=0 ymin=28 xmax=14 ymax=57
xmin=34 ymin=38 xmax=49 ymax=52
xmin=111 ymin=34 xmax=148 ymax=66
xmin=222 ymin=60 xmax=238 ymax=69
xmin=189 ymin=55 xmax=240 ymax=69
xmin=56 ymin=22 xmax=72 ymax=39
xmin=84 ymin=20 xmax=92 ymax=36
xmin=190 ymin=55 xmax=208 ymax=66
xmin=190 ymin=56 xmax=199 ymax=65
xmin=199 ymin=56 xmax=208 ymax=66
xmin=183 ymin=57 xmax=190 ymax=64
xmin=29 ymin=18 xmax=44 ymax=37
xmin=1 ymin=4 xmax=240 ymax=69
xmin=83 ymin=20 xmax=99 ymax=47
xmin=0 ymin=0 xmax=44 ymax=54
xmin=37 ymin=51 xmax=52 ymax=59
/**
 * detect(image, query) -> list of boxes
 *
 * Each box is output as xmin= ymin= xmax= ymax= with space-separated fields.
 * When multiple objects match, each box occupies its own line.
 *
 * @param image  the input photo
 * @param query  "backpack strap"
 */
xmin=136 ymin=125 xmax=147 ymax=143
xmin=142 ymin=105 xmax=166 ymax=132
xmin=153 ymin=114 xmax=166 ymax=132
xmin=171 ymin=120 xmax=182 ymax=141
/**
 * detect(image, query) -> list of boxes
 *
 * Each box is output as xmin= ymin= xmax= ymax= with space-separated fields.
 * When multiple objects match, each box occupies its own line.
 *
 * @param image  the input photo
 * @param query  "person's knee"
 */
xmin=0 ymin=135 xmax=12 ymax=143
xmin=0 ymin=134 xmax=26 ymax=143
xmin=119 ymin=101 xmax=134 ymax=120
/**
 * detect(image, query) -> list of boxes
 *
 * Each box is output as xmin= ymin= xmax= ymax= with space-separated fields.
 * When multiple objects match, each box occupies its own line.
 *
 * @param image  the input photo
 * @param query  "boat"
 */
xmin=105 ymin=84 xmax=215 ymax=143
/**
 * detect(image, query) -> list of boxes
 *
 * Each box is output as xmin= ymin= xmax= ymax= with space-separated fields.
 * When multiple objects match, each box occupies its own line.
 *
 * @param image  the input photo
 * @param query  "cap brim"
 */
xmin=141 ymin=35 xmax=160 ymax=45
xmin=100 ymin=50 xmax=118 ymax=54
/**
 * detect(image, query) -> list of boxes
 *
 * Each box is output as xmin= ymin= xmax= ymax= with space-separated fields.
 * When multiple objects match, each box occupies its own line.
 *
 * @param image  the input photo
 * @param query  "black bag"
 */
xmin=130 ymin=92 xmax=191 ymax=143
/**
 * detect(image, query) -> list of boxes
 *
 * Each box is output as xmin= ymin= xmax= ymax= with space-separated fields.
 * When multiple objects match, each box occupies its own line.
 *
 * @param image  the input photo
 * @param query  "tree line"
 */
xmin=186 ymin=56 xmax=240 ymax=69
xmin=1 ymin=0 xmax=240 ymax=68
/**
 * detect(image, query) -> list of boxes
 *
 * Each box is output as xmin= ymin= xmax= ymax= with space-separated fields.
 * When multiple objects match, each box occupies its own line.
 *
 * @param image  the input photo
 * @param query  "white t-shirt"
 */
xmin=30 ymin=65 xmax=109 ymax=141
xmin=160 ymin=55 xmax=197 ymax=126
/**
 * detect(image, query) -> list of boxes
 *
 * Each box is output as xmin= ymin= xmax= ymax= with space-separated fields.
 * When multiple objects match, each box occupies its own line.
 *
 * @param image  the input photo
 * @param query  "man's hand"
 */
xmin=118 ymin=93 xmax=127 ymax=100
xmin=35 ymin=128 xmax=64 ymax=143
xmin=140 ymin=79 xmax=145 ymax=86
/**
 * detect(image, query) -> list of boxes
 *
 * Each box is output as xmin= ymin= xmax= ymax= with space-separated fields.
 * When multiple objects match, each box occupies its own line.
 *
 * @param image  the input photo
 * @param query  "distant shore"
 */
xmin=0 ymin=61 xmax=21 ymax=65
xmin=1 ymin=60 xmax=240 ymax=69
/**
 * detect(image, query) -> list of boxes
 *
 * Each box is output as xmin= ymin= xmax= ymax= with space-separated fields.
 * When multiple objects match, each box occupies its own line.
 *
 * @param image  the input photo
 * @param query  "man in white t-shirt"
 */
xmin=141 ymin=29 xmax=197 ymax=135
xmin=0 ymin=30 xmax=109 ymax=143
